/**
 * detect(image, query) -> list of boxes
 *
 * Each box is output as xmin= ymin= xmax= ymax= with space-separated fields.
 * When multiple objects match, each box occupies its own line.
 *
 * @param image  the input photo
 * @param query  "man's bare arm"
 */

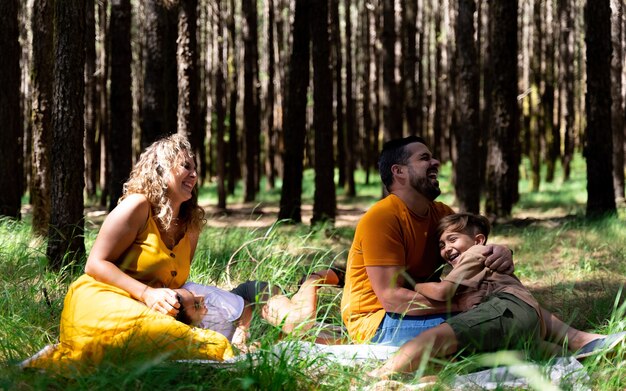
xmin=413 ymin=280 xmax=457 ymax=302
xmin=366 ymin=266 xmax=458 ymax=315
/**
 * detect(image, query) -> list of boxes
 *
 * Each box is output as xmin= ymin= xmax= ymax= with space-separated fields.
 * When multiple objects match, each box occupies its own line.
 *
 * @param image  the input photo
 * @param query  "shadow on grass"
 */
xmin=530 ymin=279 xmax=625 ymax=332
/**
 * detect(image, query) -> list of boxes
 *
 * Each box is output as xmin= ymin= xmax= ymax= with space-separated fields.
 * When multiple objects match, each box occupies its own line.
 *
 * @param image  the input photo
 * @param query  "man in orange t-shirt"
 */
xmin=340 ymin=136 xmax=514 ymax=345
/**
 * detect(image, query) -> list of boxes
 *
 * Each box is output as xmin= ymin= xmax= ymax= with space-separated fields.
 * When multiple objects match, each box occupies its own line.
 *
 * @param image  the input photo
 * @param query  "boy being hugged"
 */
xmin=370 ymin=213 xmax=620 ymax=377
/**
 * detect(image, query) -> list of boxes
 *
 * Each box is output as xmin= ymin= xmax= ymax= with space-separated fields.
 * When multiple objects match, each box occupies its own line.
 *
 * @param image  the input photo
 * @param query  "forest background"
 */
xmin=0 ymin=0 xmax=626 ymax=388
xmin=0 ymin=0 xmax=625 ymax=267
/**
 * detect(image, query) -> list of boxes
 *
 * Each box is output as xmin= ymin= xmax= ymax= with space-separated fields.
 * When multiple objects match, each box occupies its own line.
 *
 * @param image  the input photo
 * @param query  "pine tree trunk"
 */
xmin=264 ymin=0 xmax=276 ymax=190
xmin=361 ymin=4 xmax=374 ymax=184
xmin=142 ymin=0 xmax=171 ymax=149
xmin=47 ymin=0 xmax=86 ymax=270
xmin=108 ymin=0 xmax=133 ymax=210
xmin=558 ymin=0 xmax=575 ymax=180
xmin=0 ymin=0 xmax=23 ymax=219
xmin=278 ymin=0 xmax=310 ymax=222
xmin=177 ymin=0 xmax=201 ymax=167
xmin=242 ymin=0 xmax=261 ymax=202
xmin=544 ymin=1 xmax=559 ymax=183
xmin=97 ymin=1 xmax=110 ymax=208
xmin=331 ymin=0 xmax=345 ymax=188
xmin=484 ymin=0 xmax=519 ymax=219
xmin=454 ymin=0 xmax=480 ymax=213
xmin=529 ymin=0 xmax=543 ymax=192
xmin=344 ymin=0 xmax=356 ymax=196
xmin=30 ymin=0 xmax=54 ymax=234
xmin=584 ymin=0 xmax=616 ymax=217
xmin=403 ymin=0 xmax=419 ymax=134
xmin=311 ymin=0 xmax=337 ymax=224
xmin=215 ymin=0 xmax=227 ymax=209
xmin=610 ymin=0 xmax=624 ymax=201
xmin=85 ymin=0 xmax=98 ymax=199
xmin=382 ymin=0 xmax=401 ymax=140
xmin=227 ymin=0 xmax=239 ymax=195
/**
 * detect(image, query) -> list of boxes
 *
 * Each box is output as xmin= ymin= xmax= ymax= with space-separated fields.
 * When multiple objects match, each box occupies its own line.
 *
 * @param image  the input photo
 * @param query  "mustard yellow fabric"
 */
xmin=26 ymin=214 xmax=233 ymax=372
xmin=341 ymin=195 xmax=454 ymax=342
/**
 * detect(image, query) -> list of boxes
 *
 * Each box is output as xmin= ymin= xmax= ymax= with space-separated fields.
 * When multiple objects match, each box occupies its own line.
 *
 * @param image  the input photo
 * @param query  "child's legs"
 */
xmin=261 ymin=271 xmax=337 ymax=334
xmin=540 ymin=307 xmax=603 ymax=352
xmin=447 ymin=293 xmax=540 ymax=353
xmin=372 ymin=323 xmax=458 ymax=376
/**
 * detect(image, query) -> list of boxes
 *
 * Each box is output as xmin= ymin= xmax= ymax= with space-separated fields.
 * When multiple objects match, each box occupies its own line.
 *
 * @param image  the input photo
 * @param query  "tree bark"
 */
xmin=30 ymin=0 xmax=54 ymax=234
xmin=0 ymin=0 xmax=23 ymax=219
xmin=85 ymin=0 xmax=98 ymax=199
xmin=382 ymin=0 xmax=401 ymax=140
xmin=584 ymin=0 xmax=616 ymax=217
xmin=311 ymin=0 xmax=337 ymax=224
xmin=558 ymin=0 xmax=575 ymax=181
xmin=264 ymin=0 xmax=277 ymax=190
xmin=484 ymin=0 xmax=519 ymax=219
xmin=108 ymin=0 xmax=133 ymax=210
xmin=278 ymin=0 xmax=310 ymax=222
xmin=142 ymin=0 xmax=175 ymax=149
xmin=177 ymin=0 xmax=201 ymax=169
xmin=47 ymin=0 xmax=86 ymax=269
xmin=344 ymin=0 xmax=356 ymax=197
xmin=227 ymin=0 xmax=240 ymax=195
xmin=242 ymin=0 xmax=261 ymax=202
xmin=454 ymin=0 xmax=480 ymax=213
xmin=215 ymin=0 xmax=227 ymax=209
xmin=610 ymin=0 xmax=624 ymax=201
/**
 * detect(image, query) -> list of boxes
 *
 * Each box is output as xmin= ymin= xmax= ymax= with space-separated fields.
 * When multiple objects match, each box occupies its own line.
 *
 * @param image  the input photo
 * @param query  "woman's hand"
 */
xmin=482 ymin=244 xmax=514 ymax=275
xmin=141 ymin=287 xmax=180 ymax=316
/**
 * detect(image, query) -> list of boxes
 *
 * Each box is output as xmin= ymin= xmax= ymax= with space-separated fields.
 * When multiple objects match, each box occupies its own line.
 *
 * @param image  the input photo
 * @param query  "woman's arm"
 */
xmin=84 ymin=194 xmax=179 ymax=315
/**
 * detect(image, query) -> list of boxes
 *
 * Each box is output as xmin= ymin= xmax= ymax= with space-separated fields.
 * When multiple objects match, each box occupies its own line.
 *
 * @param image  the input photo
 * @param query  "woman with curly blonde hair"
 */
xmin=23 ymin=134 xmax=233 ymax=372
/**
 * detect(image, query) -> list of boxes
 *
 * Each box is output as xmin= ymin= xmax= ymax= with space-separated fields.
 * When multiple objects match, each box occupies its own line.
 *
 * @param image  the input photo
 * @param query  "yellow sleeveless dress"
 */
xmin=25 ymin=213 xmax=233 ymax=372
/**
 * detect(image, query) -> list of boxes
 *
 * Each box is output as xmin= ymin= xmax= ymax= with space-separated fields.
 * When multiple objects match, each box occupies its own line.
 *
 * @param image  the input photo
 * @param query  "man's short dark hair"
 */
xmin=378 ymin=135 xmax=427 ymax=190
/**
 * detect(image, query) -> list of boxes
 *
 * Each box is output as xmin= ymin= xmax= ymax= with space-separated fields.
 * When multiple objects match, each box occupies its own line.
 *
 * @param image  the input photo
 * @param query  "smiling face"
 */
xmin=402 ymin=143 xmax=441 ymax=201
xmin=438 ymin=229 xmax=486 ymax=266
xmin=166 ymin=153 xmax=198 ymax=204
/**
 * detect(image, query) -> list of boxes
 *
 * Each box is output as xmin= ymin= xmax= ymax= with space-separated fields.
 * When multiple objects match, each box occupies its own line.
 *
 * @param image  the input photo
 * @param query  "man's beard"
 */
xmin=409 ymin=169 xmax=441 ymax=201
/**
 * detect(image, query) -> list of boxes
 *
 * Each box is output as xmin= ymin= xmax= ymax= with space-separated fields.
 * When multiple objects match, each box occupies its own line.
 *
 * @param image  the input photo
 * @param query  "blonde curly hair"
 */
xmin=120 ymin=134 xmax=205 ymax=233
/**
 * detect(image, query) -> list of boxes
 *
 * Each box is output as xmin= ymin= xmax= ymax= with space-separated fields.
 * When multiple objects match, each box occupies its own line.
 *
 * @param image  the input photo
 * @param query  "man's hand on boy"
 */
xmin=482 ymin=245 xmax=514 ymax=275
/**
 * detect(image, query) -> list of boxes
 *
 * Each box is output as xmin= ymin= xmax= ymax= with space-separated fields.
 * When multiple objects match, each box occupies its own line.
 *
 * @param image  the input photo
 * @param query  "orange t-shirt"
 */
xmin=340 ymin=194 xmax=454 ymax=342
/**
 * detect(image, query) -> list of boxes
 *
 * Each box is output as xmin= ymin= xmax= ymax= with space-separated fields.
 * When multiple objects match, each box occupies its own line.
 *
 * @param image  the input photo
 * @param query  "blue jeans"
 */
xmin=370 ymin=313 xmax=450 ymax=346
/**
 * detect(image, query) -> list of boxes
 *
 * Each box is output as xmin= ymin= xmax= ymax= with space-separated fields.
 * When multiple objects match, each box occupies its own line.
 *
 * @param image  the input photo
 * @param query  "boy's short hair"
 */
xmin=175 ymin=292 xmax=193 ymax=325
xmin=378 ymin=135 xmax=427 ymax=190
xmin=437 ymin=213 xmax=491 ymax=242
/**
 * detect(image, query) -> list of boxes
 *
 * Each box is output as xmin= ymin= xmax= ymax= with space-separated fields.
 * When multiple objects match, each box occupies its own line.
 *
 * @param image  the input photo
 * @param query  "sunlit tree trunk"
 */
xmin=177 ymin=0 xmax=201 ymax=168
xmin=330 ymin=0 xmax=345 ymax=188
xmin=30 ymin=0 xmax=53 ymax=234
xmin=454 ymin=0 xmax=480 ymax=213
xmin=485 ymin=0 xmax=519 ymax=219
xmin=47 ymin=0 xmax=86 ymax=269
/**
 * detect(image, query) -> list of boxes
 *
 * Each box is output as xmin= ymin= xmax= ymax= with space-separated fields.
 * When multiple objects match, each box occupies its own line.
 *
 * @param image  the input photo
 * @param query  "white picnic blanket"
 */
xmin=180 ymin=342 xmax=590 ymax=390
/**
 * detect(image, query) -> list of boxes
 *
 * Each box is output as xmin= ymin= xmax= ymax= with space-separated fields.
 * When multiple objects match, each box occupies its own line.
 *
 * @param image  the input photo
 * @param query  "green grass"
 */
xmin=2 ymin=155 xmax=626 ymax=389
